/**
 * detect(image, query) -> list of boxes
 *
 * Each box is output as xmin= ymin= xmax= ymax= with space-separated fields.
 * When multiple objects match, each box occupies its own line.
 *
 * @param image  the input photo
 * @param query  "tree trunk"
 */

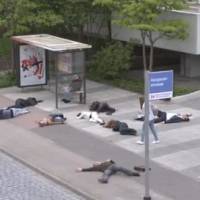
xmin=148 ymin=32 xmax=154 ymax=71
xmin=149 ymin=42 xmax=154 ymax=71
xmin=78 ymin=25 xmax=84 ymax=41
xmin=141 ymin=31 xmax=147 ymax=71
xmin=106 ymin=11 xmax=112 ymax=41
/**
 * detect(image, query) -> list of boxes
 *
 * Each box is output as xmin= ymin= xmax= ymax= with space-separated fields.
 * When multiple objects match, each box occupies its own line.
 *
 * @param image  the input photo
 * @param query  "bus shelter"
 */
xmin=11 ymin=34 xmax=91 ymax=108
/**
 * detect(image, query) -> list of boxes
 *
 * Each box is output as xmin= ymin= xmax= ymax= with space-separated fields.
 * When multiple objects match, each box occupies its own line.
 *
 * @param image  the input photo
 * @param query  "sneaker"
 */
xmin=152 ymin=140 xmax=160 ymax=144
xmin=136 ymin=140 xmax=144 ymax=145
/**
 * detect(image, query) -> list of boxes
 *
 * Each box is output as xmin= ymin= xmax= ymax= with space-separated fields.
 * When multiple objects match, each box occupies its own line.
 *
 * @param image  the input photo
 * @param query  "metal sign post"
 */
xmin=55 ymin=53 xmax=59 ymax=109
xmin=143 ymin=70 xmax=173 ymax=199
xmin=143 ymin=70 xmax=151 ymax=200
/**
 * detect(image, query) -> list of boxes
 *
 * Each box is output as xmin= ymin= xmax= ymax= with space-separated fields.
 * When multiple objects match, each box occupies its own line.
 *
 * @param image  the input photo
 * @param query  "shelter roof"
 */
xmin=12 ymin=34 xmax=91 ymax=52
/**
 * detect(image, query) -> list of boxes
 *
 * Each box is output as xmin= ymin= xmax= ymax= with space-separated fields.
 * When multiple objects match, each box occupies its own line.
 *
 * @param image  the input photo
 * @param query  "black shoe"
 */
xmin=62 ymin=99 xmax=71 ymax=103
xmin=132 ymin=172 xmax=140 ymax=176
xmin=77 ymin=112 xmax=81 ymax=117
xmin=98 ymin=178 xmax=108 ymax=184
xmin=134 ymin=166 xmax=151 ymax=172
xmin=99 ymin=121 xmax=105 ymax=126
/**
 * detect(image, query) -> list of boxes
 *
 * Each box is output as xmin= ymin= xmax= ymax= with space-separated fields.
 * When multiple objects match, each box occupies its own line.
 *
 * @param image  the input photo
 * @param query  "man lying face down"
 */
xmin=104 ymin=120 xmax=137 ymax=136
xmin=76 ymin=159 xmax=140 ymax=184
xmin=89 ymin=101 xmax=116 ymax=115
xmin=0 ymin=107 xmax=29 ymax=119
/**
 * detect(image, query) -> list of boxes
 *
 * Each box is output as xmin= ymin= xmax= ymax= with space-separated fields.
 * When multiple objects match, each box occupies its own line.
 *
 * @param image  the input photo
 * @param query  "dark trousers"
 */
xmin=114 ymin=122 xmax=137 ymax=136
xmin=165 ymin=115 xmax=189 ymax=123
xmin=98 ymin=164 xmax=138 ymax=183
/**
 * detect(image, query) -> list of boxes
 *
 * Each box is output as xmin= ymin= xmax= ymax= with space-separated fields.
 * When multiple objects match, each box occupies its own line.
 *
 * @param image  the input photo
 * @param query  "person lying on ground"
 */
xmin=76 ymin=111 xmax=105 ymax=125
xmin=76 ymin=159 xmax=140 ymax=184
xmin=0 ymin=107 xmax=29 ymax=120
xmin=7 ymin=97 xmax=43 ymax=109
xmin=89 ymin=101 xmax=116 ymax=115
xmin=38 ymin=113 xmax=66 ymax=127
xmin=104 ymin=120 xmax=137 ymax=136
xmin=135 ymin=109 xmax=192 ymax=124
xmin=154 ymin=110 xmax=192 ymax=124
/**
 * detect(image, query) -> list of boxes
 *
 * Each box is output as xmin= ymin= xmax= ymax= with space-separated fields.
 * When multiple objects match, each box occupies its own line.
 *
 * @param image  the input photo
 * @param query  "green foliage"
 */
xmin=94 ymin=0 xmax=189 ymax=71
xmin=0 ymin=0 xmax=64 ymax=36
xmin=0 ymin=0 xmax=102 ymax=39
xmin=88 ymin=41 xmax=134 ymax=79
xmin=115 ymin=0 xmax=188 ymax=41
xmin=174 ymin=87 xmax=195 ymax=96
xmin=0 ymin=38 xmax=11 ymax=56
xmin=0 ymin=71 xmax=16 ymax=88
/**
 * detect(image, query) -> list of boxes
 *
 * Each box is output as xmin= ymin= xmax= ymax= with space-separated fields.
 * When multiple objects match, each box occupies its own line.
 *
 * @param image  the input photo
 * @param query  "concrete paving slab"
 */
xmin=82 ymin=124 xmax=115 ymax=138
xmin=116 ymin=124 xmax=200 ymax=155
xmin=153 ymin=147 xmax=200 ymax=171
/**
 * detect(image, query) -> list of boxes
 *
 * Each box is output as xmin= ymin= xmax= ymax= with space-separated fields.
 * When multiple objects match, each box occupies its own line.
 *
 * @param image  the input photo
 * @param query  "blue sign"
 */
xmin=149 ymin=70 xmax=173 ymax=100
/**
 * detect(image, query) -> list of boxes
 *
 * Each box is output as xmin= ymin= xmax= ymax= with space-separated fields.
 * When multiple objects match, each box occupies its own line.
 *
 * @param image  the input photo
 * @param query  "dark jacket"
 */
xmin=81 ymin=160 xmax=115 ymax=172
xmin=154 ymin=110 xmax=167 ymax=123
xmin=113 ymin=121 xmax=137 ymax=136
xmin=8 ymin=97 xmax=42 ymax=109
xmin=89 ymin=101 xmax=116 ymax=115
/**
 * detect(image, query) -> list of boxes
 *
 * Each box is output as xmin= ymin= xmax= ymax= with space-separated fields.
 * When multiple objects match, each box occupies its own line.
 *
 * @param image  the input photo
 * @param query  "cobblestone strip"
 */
xmin=0 ymin=152 xmax=87 ymax=200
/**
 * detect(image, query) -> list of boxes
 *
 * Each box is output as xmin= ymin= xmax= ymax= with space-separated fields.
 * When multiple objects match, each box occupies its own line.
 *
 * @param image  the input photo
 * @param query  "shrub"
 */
xmin=88 ymin=41 xmax=134 ymax=79
xmin=0 ymin=71 xmax=16 ymax=88
xmin=0 ymin=38 xmax=11 ymax=57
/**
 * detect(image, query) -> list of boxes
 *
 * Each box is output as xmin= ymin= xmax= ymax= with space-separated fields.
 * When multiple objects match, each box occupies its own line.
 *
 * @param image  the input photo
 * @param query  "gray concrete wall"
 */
xmin=112 ymin=11 xmax=199 ymax=54
xmin=181 ymin=54 xmax=200 ymax=77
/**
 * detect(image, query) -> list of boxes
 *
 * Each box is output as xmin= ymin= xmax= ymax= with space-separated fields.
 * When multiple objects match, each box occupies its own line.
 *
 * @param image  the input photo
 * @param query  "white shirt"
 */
xmin=166 ymin=112 xmax=176 ymax=121
xmin=142 ymin=103 xmax=155 ymax=121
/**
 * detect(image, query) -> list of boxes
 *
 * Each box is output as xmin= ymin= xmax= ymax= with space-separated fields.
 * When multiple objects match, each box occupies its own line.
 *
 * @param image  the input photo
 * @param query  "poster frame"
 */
xmin=18 ymin=44 xmax=47 ymax=87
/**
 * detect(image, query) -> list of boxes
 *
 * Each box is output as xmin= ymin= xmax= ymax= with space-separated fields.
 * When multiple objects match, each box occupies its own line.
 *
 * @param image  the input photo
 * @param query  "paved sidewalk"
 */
xmin=1 ymin=80 xmax=200 ymax=200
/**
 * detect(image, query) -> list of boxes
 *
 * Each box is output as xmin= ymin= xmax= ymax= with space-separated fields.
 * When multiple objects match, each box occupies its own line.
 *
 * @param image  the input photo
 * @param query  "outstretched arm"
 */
xmin=76 ymin=166 xmax=97 ymax=172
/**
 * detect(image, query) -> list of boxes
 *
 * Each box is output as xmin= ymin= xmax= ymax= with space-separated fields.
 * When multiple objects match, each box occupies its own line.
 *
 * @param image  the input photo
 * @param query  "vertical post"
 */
xmin=55 ymin=53 xmax=58 ymax=109
xmin=82 ymin=51 xmax=86 ymax=104
xmin=144 ymin=70 xmax=151 ymax=200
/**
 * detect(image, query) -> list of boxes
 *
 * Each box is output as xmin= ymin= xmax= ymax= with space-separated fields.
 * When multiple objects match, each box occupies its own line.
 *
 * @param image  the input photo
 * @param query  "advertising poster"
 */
xmin=58 ymin=53 xmax=72 ymax=73
xmin=19 ymin=45 xmax=46 ymax=86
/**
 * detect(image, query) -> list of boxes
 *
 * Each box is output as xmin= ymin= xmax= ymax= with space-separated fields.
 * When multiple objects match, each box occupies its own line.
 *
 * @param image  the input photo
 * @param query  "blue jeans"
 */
xmin=141 ymin=120 xmax=158 ymax=142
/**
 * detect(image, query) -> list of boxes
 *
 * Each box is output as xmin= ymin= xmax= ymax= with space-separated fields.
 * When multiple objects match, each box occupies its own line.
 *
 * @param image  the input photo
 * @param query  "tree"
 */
xmin=94 ymin=0 xmax=189 ymax=71
xmin=0 ymin=0 xmax=64 ymax=36
xmin=0 ymin=0 xmax=102 ymax=41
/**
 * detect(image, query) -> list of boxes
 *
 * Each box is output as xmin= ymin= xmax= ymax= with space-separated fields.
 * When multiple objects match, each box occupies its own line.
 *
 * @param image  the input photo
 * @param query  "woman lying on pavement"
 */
xmin=38 ymin=113 xmax=66 ymax=127
xmin=76 ymin=111 xmax=105 ymax=125
xmin=135 ymin=108 xmax=192 ymax=124
xmin=104 ymin=120 xmax=137 ymax=136
xmin=76 ymin=159 xmax=140 ymax=184
xmin=154 ymin=110 xmax=192 ymax=124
